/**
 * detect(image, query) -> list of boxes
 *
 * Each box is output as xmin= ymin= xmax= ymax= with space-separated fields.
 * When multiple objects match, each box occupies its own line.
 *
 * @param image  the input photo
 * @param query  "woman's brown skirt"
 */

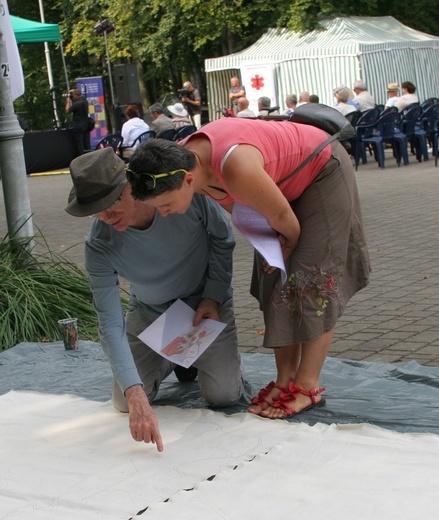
xmin=250 ymin=140 xmax=371 ymax=347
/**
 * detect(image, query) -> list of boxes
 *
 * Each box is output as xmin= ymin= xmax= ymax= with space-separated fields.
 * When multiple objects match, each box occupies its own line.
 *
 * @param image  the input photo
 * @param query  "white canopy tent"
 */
xmin=205 ymin=16 xmax=439 ymax=120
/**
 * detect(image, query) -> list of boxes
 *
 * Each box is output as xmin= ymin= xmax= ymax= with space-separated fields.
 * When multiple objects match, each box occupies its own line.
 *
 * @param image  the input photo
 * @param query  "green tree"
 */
xmin=8 ymin=0 xmax=439 ymax=130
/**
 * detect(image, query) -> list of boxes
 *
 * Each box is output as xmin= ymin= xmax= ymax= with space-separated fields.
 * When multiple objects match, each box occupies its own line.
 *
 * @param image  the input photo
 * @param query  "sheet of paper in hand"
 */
xmin=137 ymin=299 xmax=226 ymax=367
xmin=232 ymin=203 xmax=287 ymax=285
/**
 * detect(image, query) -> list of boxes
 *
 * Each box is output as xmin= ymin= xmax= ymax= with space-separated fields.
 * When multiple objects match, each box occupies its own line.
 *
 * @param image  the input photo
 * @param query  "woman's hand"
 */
xmin=278 ymin=233 xmax=295 ymax=263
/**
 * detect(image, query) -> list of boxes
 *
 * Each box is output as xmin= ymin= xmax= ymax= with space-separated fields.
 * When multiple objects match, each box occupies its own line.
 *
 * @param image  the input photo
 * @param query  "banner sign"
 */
xmin=76 ymin=76 xmax=106 ymax=148
xmin=240 ymin=62 xmax=277 ymax=115
xmin=1 ymin=0 xmax=25 ymax=100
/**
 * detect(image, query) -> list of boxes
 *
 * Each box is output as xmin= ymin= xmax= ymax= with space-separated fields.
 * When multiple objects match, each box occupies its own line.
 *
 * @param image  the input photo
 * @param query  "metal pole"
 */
xmin=0 ymin=12 xmax=34 ymax=240
xmin=38 ymin=0 xmax=60 ymax=128
xmin=59 ymin=39 xmax=70 ymax=92
xmin=104 ymin=30 xmax=115 ymax=108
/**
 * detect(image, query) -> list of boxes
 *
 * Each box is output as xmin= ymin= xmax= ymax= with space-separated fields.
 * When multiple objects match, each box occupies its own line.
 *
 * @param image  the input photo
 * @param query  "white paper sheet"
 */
xmin=137 ymin=299 xmax=226 ymax=367
xmin=232 ymin=203 xmax=287 ymax=285
xmin=2 ymin=391 xmax=439 ymax=520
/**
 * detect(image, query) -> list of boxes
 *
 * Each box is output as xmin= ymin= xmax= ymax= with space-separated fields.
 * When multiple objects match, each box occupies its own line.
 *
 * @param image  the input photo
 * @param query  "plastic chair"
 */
xmin=132 ymin=129 xmax=156 ymax=146
xmin=421 ymin=98 xmax=439 ymax=110
xmin=397 ymin=105 xmax=428 ymax=162
xmin=357 ymin=110 xmax=406 ymax=168
xmin=341 ymin=111 xmax=361 ymax=155
xmin=121 ymin=130 xmax=156 ymax=161
xmin=95 ymin=133 xmax=123 ymax=155
xmin=435 ymin=119 xmax=439 ymax=167
xmin=418 ymin=103 xmax=439 ymax=151
xmin=156 ymin=128 xmax=177 ymax=140
xmin=174 ymin=125 xmax=197 ymax=140
xmin=345 ymin=111 xmax=361 ymax=127
xmin=351 ymin=108 xmax=380 ymax=168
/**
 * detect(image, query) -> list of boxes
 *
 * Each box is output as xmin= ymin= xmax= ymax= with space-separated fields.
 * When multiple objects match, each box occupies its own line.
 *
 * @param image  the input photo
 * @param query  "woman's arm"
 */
xmin=221 ymin=144 xmax=301 ymax=260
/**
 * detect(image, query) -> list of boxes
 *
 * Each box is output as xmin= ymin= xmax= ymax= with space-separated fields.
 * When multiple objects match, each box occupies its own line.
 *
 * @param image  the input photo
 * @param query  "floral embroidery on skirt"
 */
xmin=273 ymin=265 xmax=340 ymax=320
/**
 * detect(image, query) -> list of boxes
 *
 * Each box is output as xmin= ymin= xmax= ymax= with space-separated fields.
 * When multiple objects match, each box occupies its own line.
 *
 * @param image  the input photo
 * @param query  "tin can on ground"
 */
xmin=57 ymin=318 xmax=78 ymax=350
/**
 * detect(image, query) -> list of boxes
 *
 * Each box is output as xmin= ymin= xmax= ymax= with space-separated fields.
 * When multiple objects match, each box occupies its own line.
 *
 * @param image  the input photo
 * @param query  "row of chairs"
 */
xmin=344 ymin=101 xmax=439 ymax=169
xmin=94 ymin=124 xmax=198 ymax=158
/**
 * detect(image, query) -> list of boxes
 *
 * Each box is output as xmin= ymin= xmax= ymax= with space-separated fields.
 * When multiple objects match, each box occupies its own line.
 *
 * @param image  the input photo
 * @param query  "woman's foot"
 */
xmin=261 ymin=382 xmax=325 ymax=419
xmin=247 ymin=381 xmax=288 ymax=415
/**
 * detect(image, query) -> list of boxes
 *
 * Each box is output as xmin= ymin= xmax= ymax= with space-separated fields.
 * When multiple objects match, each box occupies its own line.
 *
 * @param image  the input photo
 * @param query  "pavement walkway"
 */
xmin=1 ymin=149 xmax=439 ymax=365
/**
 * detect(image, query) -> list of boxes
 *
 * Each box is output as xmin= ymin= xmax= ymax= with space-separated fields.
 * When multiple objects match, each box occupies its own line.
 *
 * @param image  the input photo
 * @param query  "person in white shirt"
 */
xmin=121 ymin=105 xmax=150 ymax=158
xmin=296 ymin=91 xmax=309 ymax=107
xmin=384 ymin=83 xmax=400 ymax=109
xmin=334 ymin=88 xmax=358 ymax=116
xmin=395 ymin=81 xmax=419 ymax=112
xmin=353 ymin=80 xmax=376 ymax=112
xmin=236 ymin=97 xmax=256 ymax=118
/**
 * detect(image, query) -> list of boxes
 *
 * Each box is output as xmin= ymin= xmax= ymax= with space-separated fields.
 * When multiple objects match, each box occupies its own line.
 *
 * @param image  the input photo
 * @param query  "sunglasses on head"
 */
xmin=125 ymin=168 xmax=187 ymax=189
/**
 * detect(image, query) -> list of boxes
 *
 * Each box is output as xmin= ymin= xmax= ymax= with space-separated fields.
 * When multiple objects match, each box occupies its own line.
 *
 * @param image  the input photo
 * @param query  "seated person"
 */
xmin=149 ymin=103 xmax=175 ymax=134
xmin=353 ymin=80 xmax=376 ymax=112
xmin=283 ymin=94 xmax=297 ymax=116
xmin=236 ymin=97 xmax=256 ymax=118
xmin=167 ymin=103 xmax=192 ymax=129
xmin=384 ymin=83 xmax=399 ymax=109
xmin=395 ymin=81 xmax=419 ymax=112
xmin=296 ymin=91 xmax=310 ymax=107
xmin=257 ymin=96 xmax=279 ymax=116
xmin=333 ymin=84 xmax=359 ymax=111
xmin=121 ymin=105 xmax=150 ymax=158
xmin=334 ymin=88 xmax=358 ymax=116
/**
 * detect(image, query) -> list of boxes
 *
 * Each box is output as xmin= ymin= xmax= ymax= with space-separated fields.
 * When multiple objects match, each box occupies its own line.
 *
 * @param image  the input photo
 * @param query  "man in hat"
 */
xmin=167 ymin=102 xmax=192 ymax=129
xmin=65 ymin=148 xmax=243 ymax=452
xmin=385 ymin=83 xmax=400 ymax=109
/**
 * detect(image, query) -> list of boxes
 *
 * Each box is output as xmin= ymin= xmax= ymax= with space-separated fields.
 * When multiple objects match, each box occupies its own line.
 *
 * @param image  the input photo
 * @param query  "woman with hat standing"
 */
xmin=167 ymin=103 xmax=192 ymax=129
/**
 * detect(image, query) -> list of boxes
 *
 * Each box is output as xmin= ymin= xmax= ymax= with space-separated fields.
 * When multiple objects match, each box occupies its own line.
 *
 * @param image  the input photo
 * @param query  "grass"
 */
xmin=0 ymin=232 xmax=105 ymax=351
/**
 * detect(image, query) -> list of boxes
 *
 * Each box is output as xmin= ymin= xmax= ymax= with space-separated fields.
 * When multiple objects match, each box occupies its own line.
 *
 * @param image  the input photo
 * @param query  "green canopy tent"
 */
xmin=10 ymin=15 xmax=69 ymax=127
xmin=10 ymin=15 xmax=60 ymax=43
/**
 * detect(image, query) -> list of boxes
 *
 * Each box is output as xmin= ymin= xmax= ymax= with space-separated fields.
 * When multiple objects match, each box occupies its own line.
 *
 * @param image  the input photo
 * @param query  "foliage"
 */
xmin=0 ymin=232 xmax=105 ymax=351
xmin=8 ymin=0 xmax=439 ymax=130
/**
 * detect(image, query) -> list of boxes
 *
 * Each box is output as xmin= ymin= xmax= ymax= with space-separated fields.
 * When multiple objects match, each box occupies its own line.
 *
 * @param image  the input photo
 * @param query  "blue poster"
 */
xmin=76 ymin=76 xmax=107 ymax=148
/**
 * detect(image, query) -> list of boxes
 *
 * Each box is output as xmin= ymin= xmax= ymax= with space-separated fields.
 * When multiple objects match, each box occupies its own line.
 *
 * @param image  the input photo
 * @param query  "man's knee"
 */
xmin=201 ymin=376 xmax=243 ymax=408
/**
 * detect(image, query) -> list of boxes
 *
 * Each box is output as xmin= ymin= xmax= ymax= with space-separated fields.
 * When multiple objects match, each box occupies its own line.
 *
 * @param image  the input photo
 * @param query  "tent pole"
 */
xmin=59 ymin=39 xmax=70 ymax=92
xmin=38 ymin=0 xmax=60 ymax=129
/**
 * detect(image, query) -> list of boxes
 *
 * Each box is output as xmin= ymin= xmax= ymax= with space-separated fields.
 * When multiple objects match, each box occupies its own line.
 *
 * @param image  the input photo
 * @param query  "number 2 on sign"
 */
xmin=1 ymin=63 xmax=10 ymax=77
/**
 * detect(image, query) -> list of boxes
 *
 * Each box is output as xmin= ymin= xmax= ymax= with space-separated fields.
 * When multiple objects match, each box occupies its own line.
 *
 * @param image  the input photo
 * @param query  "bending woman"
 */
xmin=126 ymin=117 xmax=370 ymax=419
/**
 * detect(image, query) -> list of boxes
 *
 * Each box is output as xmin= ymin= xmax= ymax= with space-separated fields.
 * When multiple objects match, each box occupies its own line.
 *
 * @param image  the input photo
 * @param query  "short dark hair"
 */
xmin=309 ymin=94 xmax=319 ymax=103
xmin=401 ymin=81 xmax=416 ymax=94
xmin=127 ymin=139 xmax=196 ymax=200
xmin=258 ymin=96 xmax=270 ymax=108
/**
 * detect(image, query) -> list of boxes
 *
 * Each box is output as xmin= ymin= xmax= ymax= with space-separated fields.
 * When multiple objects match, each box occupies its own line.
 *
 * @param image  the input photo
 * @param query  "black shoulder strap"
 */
xmin=276 ymin=132 xmax=339 ymax=187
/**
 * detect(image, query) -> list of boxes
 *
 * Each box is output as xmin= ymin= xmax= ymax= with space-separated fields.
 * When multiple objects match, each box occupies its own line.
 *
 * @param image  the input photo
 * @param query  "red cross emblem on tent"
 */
xmin=251 ymin=75 xmax=265 ymax=90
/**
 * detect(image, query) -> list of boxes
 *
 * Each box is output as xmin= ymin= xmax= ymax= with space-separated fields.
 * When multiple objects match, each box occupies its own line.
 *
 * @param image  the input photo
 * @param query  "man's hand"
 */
xmin=125 ymin=385 xmax=164 ymax=452
xmin=193 ymin=298 xmax=219 ymax=326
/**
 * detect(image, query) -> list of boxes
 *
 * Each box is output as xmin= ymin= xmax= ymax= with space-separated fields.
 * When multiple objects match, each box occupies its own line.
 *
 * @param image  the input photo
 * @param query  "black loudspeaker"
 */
xmin=113 ymin=63 xmax=142 ymax=105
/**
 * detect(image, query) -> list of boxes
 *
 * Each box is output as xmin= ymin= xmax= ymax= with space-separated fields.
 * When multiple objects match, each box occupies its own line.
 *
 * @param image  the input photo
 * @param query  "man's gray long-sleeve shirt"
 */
xmin=84 ymin=194 xmax=235 ymax=393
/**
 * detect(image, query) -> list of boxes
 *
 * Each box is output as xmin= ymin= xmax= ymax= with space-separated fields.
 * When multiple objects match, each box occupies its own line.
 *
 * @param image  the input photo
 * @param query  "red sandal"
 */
xmin=249 ymin=381 xmax=288 ymax=413
xmin=272 ymin=382 xmax=326 ymax=417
